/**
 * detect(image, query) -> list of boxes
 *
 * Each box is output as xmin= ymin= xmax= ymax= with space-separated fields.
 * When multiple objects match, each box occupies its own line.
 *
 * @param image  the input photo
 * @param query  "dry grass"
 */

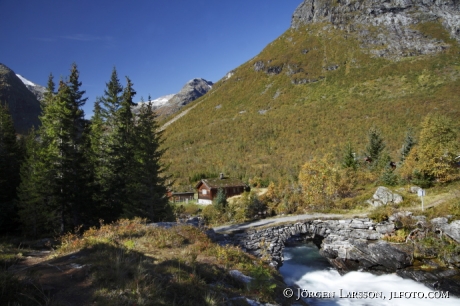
xmin=2 ymin=218 xmax=291 ymax=305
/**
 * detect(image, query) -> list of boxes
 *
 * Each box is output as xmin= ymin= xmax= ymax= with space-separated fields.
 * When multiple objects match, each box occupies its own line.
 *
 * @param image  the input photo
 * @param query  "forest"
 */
xmin=0 ymin=64 xmax=173 ymax=237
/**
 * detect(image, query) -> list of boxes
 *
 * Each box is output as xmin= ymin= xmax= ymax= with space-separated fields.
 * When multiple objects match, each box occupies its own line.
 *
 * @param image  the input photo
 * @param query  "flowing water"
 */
xmin=279 ymin=242 xmax=459 ymax=306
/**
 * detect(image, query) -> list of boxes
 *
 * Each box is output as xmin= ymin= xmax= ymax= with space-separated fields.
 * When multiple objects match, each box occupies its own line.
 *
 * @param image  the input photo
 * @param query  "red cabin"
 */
xmin=195 ymin=173 xmax=248 ymax=205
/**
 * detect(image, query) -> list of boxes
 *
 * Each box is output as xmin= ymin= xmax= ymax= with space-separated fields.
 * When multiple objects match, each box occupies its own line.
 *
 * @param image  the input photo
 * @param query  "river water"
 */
xmin=279 ymin=242 xmax=459 ymax=306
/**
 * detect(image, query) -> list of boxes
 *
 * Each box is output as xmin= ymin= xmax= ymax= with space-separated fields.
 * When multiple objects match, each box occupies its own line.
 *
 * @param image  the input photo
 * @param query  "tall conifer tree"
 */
xmin=18 ymin=65 xmax=89 ymax=234
xmin=129 ymin=96 xmax=172 ymax=221
xmin=93 ymin=68 xmax=130 ymax=222
xmin=0 ymin=103 xmax=22 ymax=233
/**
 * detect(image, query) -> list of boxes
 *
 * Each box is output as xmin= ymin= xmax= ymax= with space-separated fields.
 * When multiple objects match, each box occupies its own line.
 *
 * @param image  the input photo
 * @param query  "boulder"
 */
xmin=368 ymin=186 xmax=403 ymax=207
xmin=321 ymin=237 xmax=412 ymax=273
xmin=375 ymin=223 xmax=395 ymax=234
xmin=229 ymin=270 xmax=253 ymax=285
xmin=438 ymin=220 xmax=460 ymax=243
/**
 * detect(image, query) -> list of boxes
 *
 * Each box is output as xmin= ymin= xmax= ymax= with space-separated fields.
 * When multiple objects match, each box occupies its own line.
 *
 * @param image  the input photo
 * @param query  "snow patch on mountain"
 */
xmin=136 ymin=94 xmax=175 ymax=108
xmin=16 ymin=74 xmax=36 ymax=86
xmin=16 ymin=74 xmax=46 ymax=101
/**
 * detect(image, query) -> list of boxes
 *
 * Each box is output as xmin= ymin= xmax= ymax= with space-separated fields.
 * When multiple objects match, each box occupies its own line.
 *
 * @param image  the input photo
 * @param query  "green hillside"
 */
xmin=161 ymin=22 xmax=460 ymax=189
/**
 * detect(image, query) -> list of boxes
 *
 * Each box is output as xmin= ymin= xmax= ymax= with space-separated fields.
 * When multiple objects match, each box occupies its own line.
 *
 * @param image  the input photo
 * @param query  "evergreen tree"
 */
xmin=66 ymin=63 xmax=90 ymax=228
xmin=42 ymin=73 xmax=55 ymax=107
xmin=17 ymin=74 xmax=57 ymax=236
xmin=128 ymin=97 xmax=172 ymax=221
xmin=93 ymin=69 xmax=140 ymax=222
xmin=213 ymin=188 xmax=227 ymax=211
xmin=341 ymin=142 xmax=358 ymax=170
xmin=114 ymin=77 xmax=137 ymax=217
xmin=17 ymin=129 xmax=52 ymax=236
xmin=18 ymin=64 xmax=89 ymax=234
xmin=0 ymin=103 xmax=22 ymax=233
xmin=365 ymin=126 xmax=385 ymax=166
xmin=400 ymin=128 xmax=416 ymax=162
xmin=86 ymin=98 xmax=105 ymax=223
xmin=94 ymin=68 xmax=125 ymax=221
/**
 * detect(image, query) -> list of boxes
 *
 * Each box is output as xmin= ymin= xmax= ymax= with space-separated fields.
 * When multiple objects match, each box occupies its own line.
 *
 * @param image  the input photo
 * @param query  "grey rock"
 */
xmin=229 ymin=270 xmax=253 ymax=284
xmin=410 ymin=186 xmax=422 ymax=193
xmin=376 ymin=223 xmax=395 ymax=234
xmin=254 ymin=61 xmax=265 ymax=72
xmin=290 ymin=0 xmax=460 ymax=59
xmin=389 ymin=211 xmax=413 ymax=222
xmin=369 ymin=186 xmax=403 ymax=207
xmin=431 ymin=217 xmax=449 ymax=226
xmin=440 ymin=220 xmax=460 ymax=243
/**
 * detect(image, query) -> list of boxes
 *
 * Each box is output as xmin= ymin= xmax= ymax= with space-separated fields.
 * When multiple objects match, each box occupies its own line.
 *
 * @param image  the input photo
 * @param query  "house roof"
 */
xmin=196 ymin=177 xmax=247 ymax=189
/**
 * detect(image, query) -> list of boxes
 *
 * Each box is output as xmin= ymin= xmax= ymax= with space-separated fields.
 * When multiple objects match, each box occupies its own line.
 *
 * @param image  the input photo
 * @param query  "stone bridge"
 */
xmin=224 ymin=217 xmax=412 ymax=274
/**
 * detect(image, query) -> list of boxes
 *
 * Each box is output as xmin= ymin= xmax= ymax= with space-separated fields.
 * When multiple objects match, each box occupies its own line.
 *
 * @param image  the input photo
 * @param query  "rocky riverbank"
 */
xmin=208 ymin=213 xmax=460 ymax=296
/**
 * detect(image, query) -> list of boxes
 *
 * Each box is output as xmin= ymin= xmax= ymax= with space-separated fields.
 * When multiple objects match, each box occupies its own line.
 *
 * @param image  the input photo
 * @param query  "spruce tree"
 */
xmin=129 ymin=97 xmax=172 ymax=221
xmin=18 ymin=65 xmax=89 ymax=235
xmin=0 ymin=103 xmax=22 ymax=233
xmin=114 ymin=77 xmax=137 ymax=218
xmin=341 ymin=142 xmax=358 ymax=170
xmin=93 ymin=69 xmax=139 ymax=222
xmin=213 ymin=188 xmax=227 ymax=212
xmin=400 ymin=128 xmax=416 ymax=162
xmin=17 ymin=74 xmax=57 ymax=236
xmin=17 ymin=129 xmax=51 ymax=236
xmin=365 ymin=126 xmax=385 ymax=166
xmin=66 ymin=63 xmax=90 ymax=228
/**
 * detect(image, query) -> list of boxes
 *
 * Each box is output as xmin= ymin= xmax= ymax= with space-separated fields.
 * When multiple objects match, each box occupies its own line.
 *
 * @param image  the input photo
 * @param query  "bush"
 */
xmin=369 ymin=205 xmax=395 ymax=223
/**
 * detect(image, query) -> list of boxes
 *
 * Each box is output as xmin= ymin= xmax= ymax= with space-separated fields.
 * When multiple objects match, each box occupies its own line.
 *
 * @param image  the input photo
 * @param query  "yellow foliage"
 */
xmin=403 ymin=114 xmax=460 ymax=183
xmin=298 ymin=154 xmax=342 ymax=210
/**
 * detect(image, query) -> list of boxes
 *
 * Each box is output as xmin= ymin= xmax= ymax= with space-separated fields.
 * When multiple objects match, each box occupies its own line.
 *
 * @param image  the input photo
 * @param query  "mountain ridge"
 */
xmin=160 ymin=0 xmax=460 ymax=188
xmin=132 ymin=78 xmax=213 ymax=117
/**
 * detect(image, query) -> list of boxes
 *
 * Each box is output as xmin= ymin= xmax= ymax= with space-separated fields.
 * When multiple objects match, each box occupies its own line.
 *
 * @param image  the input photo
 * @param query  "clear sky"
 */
xmin=0 ymin=0 xmax=301 ymax=117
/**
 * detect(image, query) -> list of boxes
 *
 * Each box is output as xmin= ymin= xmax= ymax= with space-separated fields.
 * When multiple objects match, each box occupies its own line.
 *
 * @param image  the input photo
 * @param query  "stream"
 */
xmin=279 ymin=242 xmax=460 ymax=306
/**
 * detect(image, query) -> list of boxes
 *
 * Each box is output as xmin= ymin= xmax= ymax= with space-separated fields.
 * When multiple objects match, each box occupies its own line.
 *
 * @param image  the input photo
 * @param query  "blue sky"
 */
xmin=0 ymin=0 xmax=300 ymax=117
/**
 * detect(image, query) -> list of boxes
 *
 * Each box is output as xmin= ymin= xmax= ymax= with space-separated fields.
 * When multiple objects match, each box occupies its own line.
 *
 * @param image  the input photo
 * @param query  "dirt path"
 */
xmin=160 ymin=98 xmax=203 ymax=131
xmin=213 ymin=212 xmax=368 ymax=233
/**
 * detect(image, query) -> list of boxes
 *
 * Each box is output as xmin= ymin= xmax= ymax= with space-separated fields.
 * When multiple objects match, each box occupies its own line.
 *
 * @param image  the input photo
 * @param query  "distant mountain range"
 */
xmin=132 ymin=78 xmax=213 ymax=117
xmin=0 ymin=62 xmax=213 ymax=134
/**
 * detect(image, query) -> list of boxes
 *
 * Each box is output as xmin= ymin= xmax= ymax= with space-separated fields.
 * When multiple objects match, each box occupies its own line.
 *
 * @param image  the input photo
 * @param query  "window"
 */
xmin=202 ymin=189 xmax=207 ymax=195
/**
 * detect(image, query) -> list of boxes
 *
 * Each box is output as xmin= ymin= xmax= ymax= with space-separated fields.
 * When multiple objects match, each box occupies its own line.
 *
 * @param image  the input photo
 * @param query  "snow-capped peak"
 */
xmin=16 ymin=74 xmax=36 ymax=87
xmin=136 ymin=94 xmax=175 ymax=108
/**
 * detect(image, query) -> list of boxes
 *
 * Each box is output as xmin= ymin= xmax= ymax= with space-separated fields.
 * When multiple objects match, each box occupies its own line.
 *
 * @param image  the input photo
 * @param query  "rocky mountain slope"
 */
xmin=132 ymin=78 xmax=213 ymax=117
xmin=160 ymin=0 xmax=460 ymax=187
xmin=0 ymin=63 xmax=41 ymax=134
xmin=291 ymin=0 xmax=460 ymax=59
xmin=16 ymin=74 xmax=46 ymax=102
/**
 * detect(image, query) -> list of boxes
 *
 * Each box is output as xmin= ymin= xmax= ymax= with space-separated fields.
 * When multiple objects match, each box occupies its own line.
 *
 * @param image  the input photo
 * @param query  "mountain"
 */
xmin=0 ymin=63 xmax=41 ymax=134
xmin=132 ymin=94 xmax=175 ymax=116
xmin=16 ymin=74 xmax=46 ymax=102
xmin=160 ymin=0 xmax=460 ymax=187
xmin=132 ymin=78 xmax=213 ymax=117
